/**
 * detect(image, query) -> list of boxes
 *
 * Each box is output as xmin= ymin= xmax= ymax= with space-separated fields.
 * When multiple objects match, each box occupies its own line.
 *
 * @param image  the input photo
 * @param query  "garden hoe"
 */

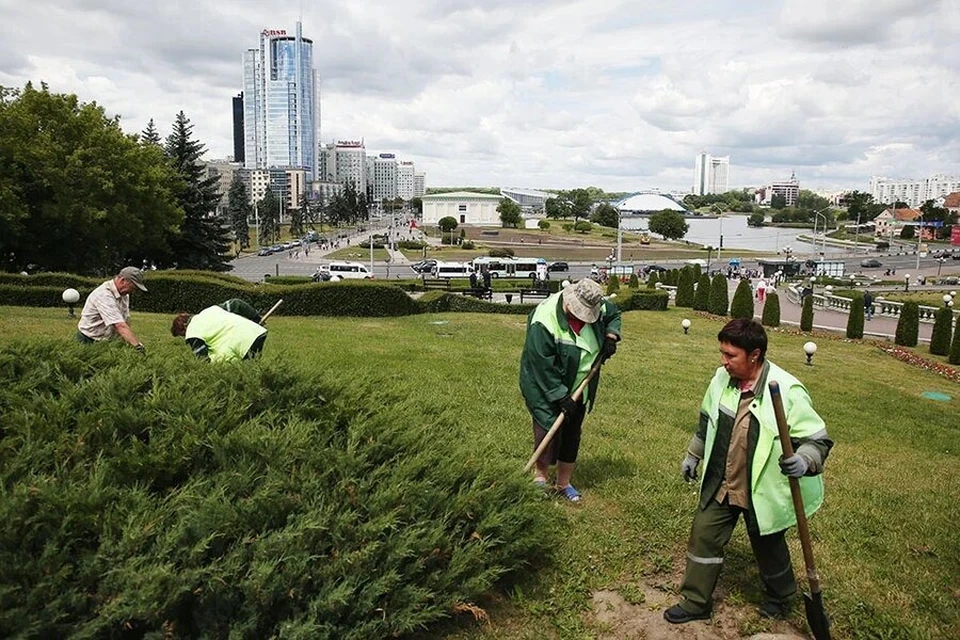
xmin=523 ymin=356 xmax=603 ymax=474
xmin=259 ymin=299 xmax=283 ymax=325
xmin=768 ymin=380 xmax=832 ymax=640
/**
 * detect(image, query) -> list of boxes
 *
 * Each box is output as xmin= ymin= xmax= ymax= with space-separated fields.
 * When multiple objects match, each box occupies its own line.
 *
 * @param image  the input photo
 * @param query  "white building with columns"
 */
xmin=421 ymin=191 xmax=503 ymax=226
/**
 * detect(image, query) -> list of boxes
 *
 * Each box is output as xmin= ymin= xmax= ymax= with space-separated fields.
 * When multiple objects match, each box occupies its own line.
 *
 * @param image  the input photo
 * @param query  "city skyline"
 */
xmin=0 ymin=0 xmax=957 ymax=192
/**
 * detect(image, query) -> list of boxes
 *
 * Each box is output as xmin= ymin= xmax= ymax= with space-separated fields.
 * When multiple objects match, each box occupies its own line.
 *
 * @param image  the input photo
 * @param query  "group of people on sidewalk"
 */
xmin=519 ymin=278 xmax=833 ymax=624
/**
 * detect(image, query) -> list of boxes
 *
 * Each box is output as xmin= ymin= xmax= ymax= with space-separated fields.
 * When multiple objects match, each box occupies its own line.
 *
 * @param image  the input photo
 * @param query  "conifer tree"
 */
xmin=227 ymin=176 xmax=252 ymax=250
xmin=761 ymin=292 xmax=780 ymax=327
xmin=894 ymin=301 xmax=919 ymax=347
xmin=646 ymin=272 xmax=659 ymax=289
xmin=708 ymin=273 xmax=729 ymax=316
xmin=164 ymin=111 xmax=232 ymax=270
xmin=730 ymin=278 xmax=754 ymax=319
xmin=929 ymin=307 xmax=953 ymax=356
xmin=141 ymin=118 xmax=161 ymax=146
xmin=606 ymin=275 xmax=620 ymax=295
xmin=693 ymin=273 xmax=711 ymax=311
xmin=846 ymin=293 xmax=864 ymax=339
xmin=949 ymin=317 xmax=960 ymax=365
xmin=257 ymin=190 xmax=281 ymax=245
xmin=675 ymin=267 xmax=695 ymax=308
xmin=628 ymin=273 xmax=639 ymax=289
xmin=800 ymin=295 xmax=814 ymax=331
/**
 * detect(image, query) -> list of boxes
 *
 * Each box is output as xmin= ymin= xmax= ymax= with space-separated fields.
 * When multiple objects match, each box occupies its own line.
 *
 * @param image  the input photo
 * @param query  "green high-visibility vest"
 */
xmin=186 ymin=306 xmax=266 ymax=363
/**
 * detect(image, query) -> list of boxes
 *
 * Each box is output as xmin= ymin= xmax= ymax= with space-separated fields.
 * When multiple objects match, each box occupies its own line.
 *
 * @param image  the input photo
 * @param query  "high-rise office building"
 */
xmin=369 ymin=153 xmax=398 ymax=203
xmin=231 ymin=93 xmax=244 ymax=164
xmin=414 ymin=173 xmax=426 ymax=197
xmin=693 ymin=153 xmax=730 ymax=195
xmin=398 ymin=161 xmax=416 ymax=200
xmin=242 ymin=22 xmax=319 ymax=182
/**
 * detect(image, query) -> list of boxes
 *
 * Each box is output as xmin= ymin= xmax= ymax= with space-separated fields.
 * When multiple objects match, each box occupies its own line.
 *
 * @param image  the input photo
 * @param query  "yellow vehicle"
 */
xmin=639 ymin=232 xmax=650 ymax=245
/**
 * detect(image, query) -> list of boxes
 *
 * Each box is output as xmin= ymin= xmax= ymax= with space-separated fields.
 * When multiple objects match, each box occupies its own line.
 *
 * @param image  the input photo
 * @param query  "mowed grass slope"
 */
xmin=1 ymin=305 xmax=958 ymax=639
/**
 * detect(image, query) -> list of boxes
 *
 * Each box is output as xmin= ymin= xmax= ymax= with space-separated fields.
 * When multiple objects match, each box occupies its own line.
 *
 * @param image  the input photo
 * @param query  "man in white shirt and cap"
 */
xmin=76 ymin=266 xmax=148 ymax=352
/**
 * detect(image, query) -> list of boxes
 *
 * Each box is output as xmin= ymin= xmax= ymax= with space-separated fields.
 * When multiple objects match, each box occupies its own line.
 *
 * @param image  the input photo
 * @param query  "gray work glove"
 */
xmin=779 ymin=453 xmax=809 ymax=478
xmin=681 ymin=453 xmax=701 ymax=483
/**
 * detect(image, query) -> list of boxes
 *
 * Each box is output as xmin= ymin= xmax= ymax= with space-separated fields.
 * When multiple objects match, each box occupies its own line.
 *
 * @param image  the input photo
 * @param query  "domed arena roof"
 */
xmin=616 ymin=192 xmax=687 ymax=213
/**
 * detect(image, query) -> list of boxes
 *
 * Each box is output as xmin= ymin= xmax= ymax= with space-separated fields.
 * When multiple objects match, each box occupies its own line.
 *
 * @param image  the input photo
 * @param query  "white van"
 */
xmin=432 ymin=261 xmax=474 ymax=278
xmin=324 ymin=261 xmax=373 ymax=280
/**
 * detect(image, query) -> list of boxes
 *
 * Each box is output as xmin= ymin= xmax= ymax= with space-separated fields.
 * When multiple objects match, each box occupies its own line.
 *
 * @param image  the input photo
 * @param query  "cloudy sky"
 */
xmin=1 ymin=0 xmax=957 ymax=193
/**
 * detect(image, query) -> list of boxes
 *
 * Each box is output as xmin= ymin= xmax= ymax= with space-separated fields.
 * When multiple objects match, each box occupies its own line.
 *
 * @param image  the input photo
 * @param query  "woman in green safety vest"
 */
xmin=519 ymin=279 xmax=622 ymax=503
xmin=170 ymin=299 xmax=268 ymax=363
xmin=664 ymin=318 xmax=833 ymax=624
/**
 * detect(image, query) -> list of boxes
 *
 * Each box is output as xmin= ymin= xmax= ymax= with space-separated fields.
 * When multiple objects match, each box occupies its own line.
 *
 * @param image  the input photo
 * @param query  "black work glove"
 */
xmin=558 ymin=394 xmax=579 ymax=416
xmin=601 ymin=336 xmax=618 ymax=363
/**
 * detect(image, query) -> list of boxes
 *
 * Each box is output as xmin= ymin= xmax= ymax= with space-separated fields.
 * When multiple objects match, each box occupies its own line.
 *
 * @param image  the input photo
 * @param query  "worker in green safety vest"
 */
xmin=519 ymin=278 xmax=622 ymax=503
xmin=170 ymin=299 xmax=268 ymax=363
xmin=664 ymin=318 xmax=833 ymax=624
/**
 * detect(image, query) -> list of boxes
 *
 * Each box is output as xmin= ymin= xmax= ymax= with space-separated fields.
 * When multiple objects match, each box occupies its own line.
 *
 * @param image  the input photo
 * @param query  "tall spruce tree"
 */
xmin=164 ymin=112 xmax=231 ymax=270
xmin=675 ymin=268 xmax=695 ymax=308
xmin=257 ymin=190 xmax=281 ymax=245
xmin=929 ymin=307 xmax=953 ymax=356
xmin=227 ymin=176 xmax=252 ymax=251
xmin=761 ymin=292 xmax=781 ymax=327
xmin=693 ymin=273 xmax=711 ymax=311
xmin=730 ymin=278 xmax=754 ymax=319
xmin=708 ymin=273 xmax=729 ymax=316
xmin=894 ymin=301 xmax=919 ymax=347
xmin=141 ymin=118 xmax=161 ymax=146
xmin=949 ymin=317 xmax=960 ymax=365
xmin=800 ymin=295 xmax=814 ymax=331
xmin=846 ymin=293 xmax=865 ymax=339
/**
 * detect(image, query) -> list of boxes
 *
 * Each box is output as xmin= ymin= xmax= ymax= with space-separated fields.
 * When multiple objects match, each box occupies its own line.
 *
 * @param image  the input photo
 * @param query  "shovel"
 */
xmin=523 ymin=357 xmax=603 ymax=473
xmin=259 ymin=299 xmax=283 ymax=325
xmin=768 ymin=380 xmax=832 ymax=640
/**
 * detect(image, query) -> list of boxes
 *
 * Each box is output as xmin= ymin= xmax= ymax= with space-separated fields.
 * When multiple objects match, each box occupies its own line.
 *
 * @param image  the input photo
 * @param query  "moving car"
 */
xmin=547 ymin=261 xmax=569 ymax=272
xmin=411 ymin=259 xmax=437 ymax=274
xmin=860 ymin=258 xmax=882 ymax=268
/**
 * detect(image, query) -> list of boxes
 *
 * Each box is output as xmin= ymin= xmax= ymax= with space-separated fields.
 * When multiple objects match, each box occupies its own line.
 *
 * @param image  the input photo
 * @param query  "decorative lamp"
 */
xmin=681 ymin=318 xmax=691 ymax=334
xmin=62 ymin=288 xmax=80 ymax=317
xmin=803 ymin=341 xmax=818 ymax=366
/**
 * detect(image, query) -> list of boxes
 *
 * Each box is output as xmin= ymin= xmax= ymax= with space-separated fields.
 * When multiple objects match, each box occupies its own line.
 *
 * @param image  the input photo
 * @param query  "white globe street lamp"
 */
xmin=682 ymin=318 xmax=691 ymax=334
xmin=803 ymin=341 xmax=818 ymax=366
xmin=62 ymin=288 xmax=80 ymax=317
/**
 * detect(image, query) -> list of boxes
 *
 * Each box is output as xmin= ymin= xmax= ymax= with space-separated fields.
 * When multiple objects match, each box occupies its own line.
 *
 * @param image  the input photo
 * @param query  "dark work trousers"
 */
xmin=679 ymin=497 xmax=797 ymax=614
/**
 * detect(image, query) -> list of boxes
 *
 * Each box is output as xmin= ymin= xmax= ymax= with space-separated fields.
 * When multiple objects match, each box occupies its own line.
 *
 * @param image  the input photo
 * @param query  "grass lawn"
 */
xmin=2 ymin=306 xmax=957 ymax=639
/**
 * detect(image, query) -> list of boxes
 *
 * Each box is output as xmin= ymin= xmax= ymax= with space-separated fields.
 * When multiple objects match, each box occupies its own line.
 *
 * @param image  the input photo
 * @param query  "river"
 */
xmin=620 ymin=215 xmax=847 ymax=255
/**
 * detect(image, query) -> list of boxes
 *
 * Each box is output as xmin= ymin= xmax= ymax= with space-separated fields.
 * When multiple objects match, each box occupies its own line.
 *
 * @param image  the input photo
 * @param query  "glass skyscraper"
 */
xmin=242 ymin=22 xmax=318 ymax=182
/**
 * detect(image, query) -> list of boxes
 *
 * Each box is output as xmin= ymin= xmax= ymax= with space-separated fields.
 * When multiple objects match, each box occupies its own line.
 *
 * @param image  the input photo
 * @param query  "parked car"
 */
xmin=257 ymin=247 xmax=272 ymax=256
xmin=641 ymin=265 xmax=668 ymax=275
xmin=411 ymin=259 xmax=437 ymax=274
xmin=860 ymin=258 xmax=882 ymax=268
xmin=547 ymin=261 xmax=569 ymax=272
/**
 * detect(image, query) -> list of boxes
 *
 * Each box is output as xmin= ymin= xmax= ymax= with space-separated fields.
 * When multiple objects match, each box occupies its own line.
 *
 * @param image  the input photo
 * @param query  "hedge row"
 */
xmin=614 ymin=290 xmax=670 ymax=311
xmin=0 ymin=340 xmax=559 ymax=637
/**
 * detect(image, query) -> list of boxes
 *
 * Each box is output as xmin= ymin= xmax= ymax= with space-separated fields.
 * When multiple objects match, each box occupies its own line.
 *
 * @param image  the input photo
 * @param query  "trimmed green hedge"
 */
xmin=846 ymin=293 xmax=865 ymax=339
xmin=929 ymin=307 xmax=953 ymax=356
xmin=800 ymin=295 xmax=814 ymax=332
xmin=761 ymin=292 xmax=781 ymax=327
xmin=0 ymin=341 xmax=559 ymax=637
xmin=730 ymin=279 xmax=754 ymax=319
xmin=895 ymin=301 xmax=920 ymax=347
xmin=419 ymin=292 xmax=534 ymax=315
xmin=614 ymin=290 xmax=669 ymax=311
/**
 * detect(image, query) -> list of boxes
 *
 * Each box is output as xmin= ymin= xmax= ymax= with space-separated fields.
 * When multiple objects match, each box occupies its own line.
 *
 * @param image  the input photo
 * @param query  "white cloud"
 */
xmin=0 ymin=0 xmax=956 ymax=193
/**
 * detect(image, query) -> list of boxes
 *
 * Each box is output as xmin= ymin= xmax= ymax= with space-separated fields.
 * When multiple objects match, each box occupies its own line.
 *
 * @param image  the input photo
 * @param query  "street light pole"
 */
xmin=712 ymin=203 xmax=724 ymax=262
xmin=616 ymin=207 xmax=623 ymax=264
xmin=915 ymin=213 xmax=923 ymax=271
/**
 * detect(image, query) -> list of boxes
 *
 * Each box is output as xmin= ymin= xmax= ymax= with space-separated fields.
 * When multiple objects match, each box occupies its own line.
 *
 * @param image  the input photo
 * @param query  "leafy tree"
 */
xmin=895 ymin=301 xmax=919 ymax=347
xmin=544 ymin=197 xmax=570 ymax=219
xmin=748 ymin=212 xmax=765 ymax=227
xmin=227 ymin=176 xmax=252 ymax=250
xmin=770 ymin=194 xmax=787 ymax=210
xmin=900 ymin=224 xmax=915 ymax=240
xmin=798 ymin=189 xmax=830 ymax=212
xmin=566 ymin=189 xmax=593 ymax=221
xmin=438 ymin=216 xmax=458 ymax=233
xmin=538 ymin=219 xmax=550 ymax=230
xmin=919 ymin=199 xmax=957 ymax=240
xmin=845 ymin=190 xmax=886 ymax=223
xmin=675 ymin=268 xmax=695 ymax=308
xmin=846 ymin=293 xmax=864 ymax=339
xmin=141 ymin=118 xmax=162 ymax=146
xmin=649 ymin=210 xmax=689 ymax=241
xmin=730 ymin=279 xmax=754 ymax=319
xmin=0 ymin=82 xmax=182 ymax=274
xmin=498 ymin=198 xmax=522 ymax=227
xmin=164 ymin=111 xmax=231 ymax=270
xmin=800 ymin=295 xmax=814 ymax=332
xmin=949 ymin=317 xmax=960 ymax=365
xmin=573 ymin=220 xmax=592 ymax=234
xmin=257 ymin=189 xmax=281 ymax=245
xmin=693 ymin=274 xmax=711 ymax=311
xmin=929 ymin=307 xmax=953 ymax=356
xmin=708 ymin=273 xmax=729 ymax=316
xmin=409 ymin=196 xmax=423 ymax=215
xmin=761 ymin=292 xmax=781 ymax=327
xmin=590 ymin=203 xmax=620 ymax=228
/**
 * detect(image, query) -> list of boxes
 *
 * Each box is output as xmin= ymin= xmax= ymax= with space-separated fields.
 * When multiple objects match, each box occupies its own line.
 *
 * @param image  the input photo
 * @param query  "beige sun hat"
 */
xmin=562 ymin=278 xmax=604 ymax=323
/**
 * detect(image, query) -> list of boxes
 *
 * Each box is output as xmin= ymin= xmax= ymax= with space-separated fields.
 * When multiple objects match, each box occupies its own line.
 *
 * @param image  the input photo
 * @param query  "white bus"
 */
xmin=471 ymin=257 xmax=510 ymax=278
xmin=432 ymin=261 xmax=475 ymax=278
xmin=506 ymin=257 xmax=546 ymax=279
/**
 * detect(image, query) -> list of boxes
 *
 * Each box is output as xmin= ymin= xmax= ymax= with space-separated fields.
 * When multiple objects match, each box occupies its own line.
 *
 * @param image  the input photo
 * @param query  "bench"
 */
xmin=420 ymin=278 xmax=452 ymax=291
xmin=465 ymin=287 xmax=493 ymax=301
xmin=519 ymin=288 xmax=551 ymax=304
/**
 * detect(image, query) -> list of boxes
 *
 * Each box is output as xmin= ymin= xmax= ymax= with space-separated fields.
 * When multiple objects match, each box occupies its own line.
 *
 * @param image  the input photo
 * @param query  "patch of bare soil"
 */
xmin=589 ymin=583 xmax=807 ymax=640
